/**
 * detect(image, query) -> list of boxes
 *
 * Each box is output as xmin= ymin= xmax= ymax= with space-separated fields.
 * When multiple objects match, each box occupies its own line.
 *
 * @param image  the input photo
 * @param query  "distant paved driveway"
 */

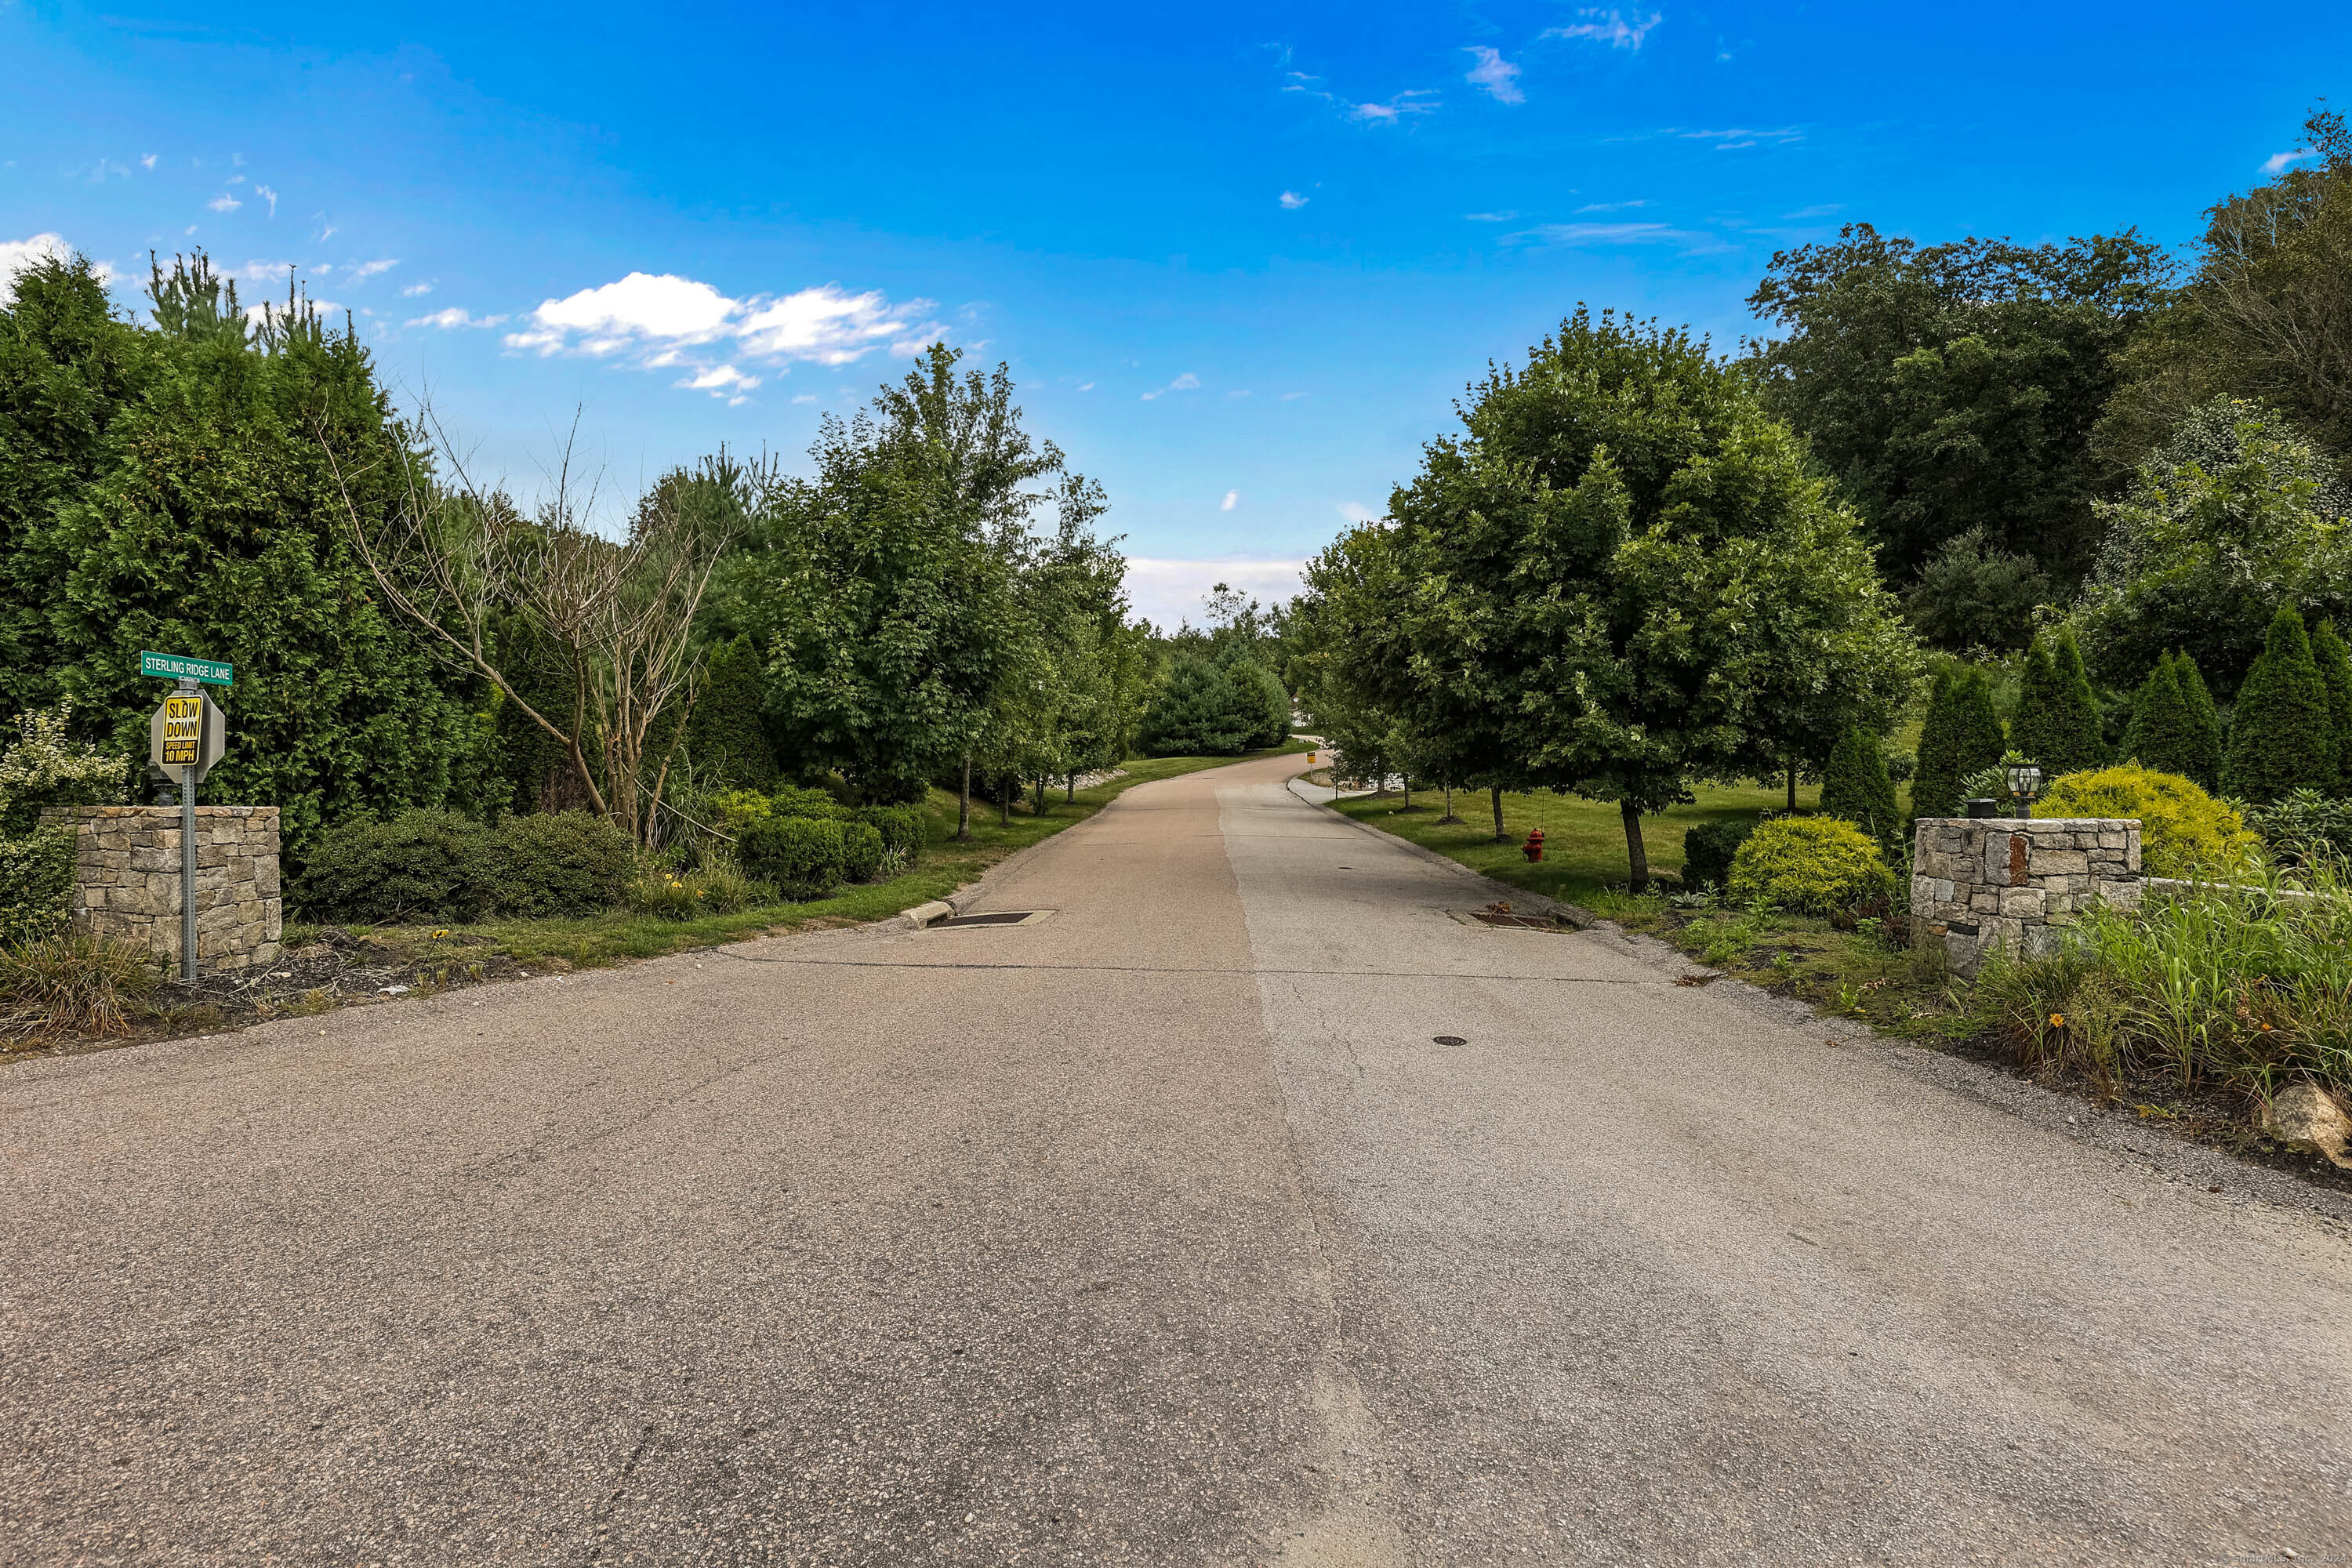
xmin=3 ymin=753 xmax=2347 ymax=1564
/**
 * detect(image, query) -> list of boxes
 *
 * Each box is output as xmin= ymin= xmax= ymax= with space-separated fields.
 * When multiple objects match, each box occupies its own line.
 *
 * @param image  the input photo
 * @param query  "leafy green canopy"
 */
xmin=1330 ymin=309 xmax=1916 ymax=887
xmin=2068 ymin=397 xmax=2352 ymax=698
xmin=1746 ymin=223 xmax=2171 ymax=586
xmin=0 ymin=252 xmax=488 ymax=862
xmin=2223 ymin=607 xmax=2339 ymax=803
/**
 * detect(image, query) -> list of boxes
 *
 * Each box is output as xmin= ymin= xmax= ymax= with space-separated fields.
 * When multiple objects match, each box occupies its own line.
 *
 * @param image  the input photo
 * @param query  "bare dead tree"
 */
xmin=318 ymin=403 xmax=754 ymax=846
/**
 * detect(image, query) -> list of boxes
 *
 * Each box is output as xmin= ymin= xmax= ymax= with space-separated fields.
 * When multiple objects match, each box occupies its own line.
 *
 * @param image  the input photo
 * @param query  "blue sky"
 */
xmin=3 ymin=2 xmax=2346 ymax=626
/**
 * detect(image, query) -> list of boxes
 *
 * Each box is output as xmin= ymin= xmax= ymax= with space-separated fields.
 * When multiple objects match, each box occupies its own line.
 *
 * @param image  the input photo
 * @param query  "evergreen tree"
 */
xmin=1136 ymin=658 xmax=1254 ymax=757
xmin=2223 ymin=607 xmax=2338 ymax=802
xmin=2046 ymin=629 xmax=2106 ymax=775
xmin=685 ymin=633 xmax=779 ymax=790
xmin=2122 ymin=654 xmax=2198 ymax=778
xmin=1913 ymin=666 xmax=2005 ymax=818
xmin=2176 ymin=652 xmax=2226 ymax=792
xmin=2010 ymin=632 xmax=2103 ymax=775
xmin=2310 ymin=619 xmax=2352 ymax=792
xmin=1820 ymin=726 xmax=1902 ymax=851
xmin=2008 ymin=639 xmax=2059 ymax=765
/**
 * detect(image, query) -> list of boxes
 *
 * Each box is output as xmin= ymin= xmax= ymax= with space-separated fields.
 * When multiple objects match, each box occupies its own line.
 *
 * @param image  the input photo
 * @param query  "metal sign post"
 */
xmin=144 ymin=653 xmax=230 ymax=982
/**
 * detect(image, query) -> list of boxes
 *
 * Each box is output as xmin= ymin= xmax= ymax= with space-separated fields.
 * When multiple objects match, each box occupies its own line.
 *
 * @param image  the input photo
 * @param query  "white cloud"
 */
xmin=347 ymin=258 xmax=399 ymax=281
xmin=1678 ymin=126 xmax=1800 ymax=147
xmin=1123 ymin=558 xmax=1308 ymax=633
xmin=140 ymin=154 xmax=157 ymax=170
xmin=1576 ymin=199 xmax=1649 ymax=212
xmin=1465 ymin=46 xmax=1524 ymax=104
xmin=1504 ymin=221 xmax=1719 ymax=251
xmin=679 ymin=364 xmax=760 ymax=395
xmin=1782 ymin=203 xmax=1842 ymax=219
xmin=1543 ymin=9 xmax=1663 ymax=49
xmin=505 ymin=271 xmax=940 ymax=381
xmin=255 ymin=184 xmax=278 ymax=217
xmin=0 ymin=233 xmax=96 ymax=301
xmin=791 ymin=394 xmax=818 ymax=405
xmin=1338 ymin=502 xmax=1381 ymax=524
xmin=406 ymin=307 xmax=506 ymax=329
xmin=1465 ymin=210 xmax=1518 ymax=222
xmin=2263 ymin=147 xmax=2318 ymax=176
xmin=1279 ymin=190 xmax=1310 ymax=209
xmin=1075 ymin=380 xmax=1096 ymax=392
xmin=1221 ymin=490 xmax=1240 ymax=512
xmin=207 ymin=194 xmax=242 ymax=212
xmin=1140 ymin=372 xmax=1201 ymax=401
xmin=1351 ymin=90 xmax=1439 ymax=123
xmin=401 ymin=281 xmax=433 ymax=296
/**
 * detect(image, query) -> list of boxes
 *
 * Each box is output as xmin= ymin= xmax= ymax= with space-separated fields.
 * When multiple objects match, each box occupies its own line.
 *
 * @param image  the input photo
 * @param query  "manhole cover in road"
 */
xmin=1432 ymin=1035 xmax=1468 ymax=1047
xmin=933 ymin=911 xmax=1045 ymax=928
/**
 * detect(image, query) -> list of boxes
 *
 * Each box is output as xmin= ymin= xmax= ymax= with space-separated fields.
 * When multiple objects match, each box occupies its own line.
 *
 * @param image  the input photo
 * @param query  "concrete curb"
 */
xmin=899 ymin=899 xmax=954 ymax=929
xmin=1283 ymin=778 xmax=1606 ymax=931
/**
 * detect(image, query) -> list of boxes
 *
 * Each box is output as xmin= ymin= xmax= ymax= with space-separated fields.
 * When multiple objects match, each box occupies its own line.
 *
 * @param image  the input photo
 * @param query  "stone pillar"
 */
xmin=41 ymin=805 xmax=283 ymax=971
xmin=1909 ymin=816 xmax=2141 ymax=978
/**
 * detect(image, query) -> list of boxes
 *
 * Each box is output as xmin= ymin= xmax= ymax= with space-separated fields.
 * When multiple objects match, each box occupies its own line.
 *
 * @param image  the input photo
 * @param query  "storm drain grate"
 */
xmin=1471 ymin=912 xmax=1568 ymax=931
xmin=934 ymin=911 xmax=1040 ymax=928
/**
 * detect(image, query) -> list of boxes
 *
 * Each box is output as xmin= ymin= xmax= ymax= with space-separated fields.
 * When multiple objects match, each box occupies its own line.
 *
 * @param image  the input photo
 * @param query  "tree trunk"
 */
xmin=1066 ymin=772 xmax=1076 ymax=804
xmin=1439 ymin=782 xmax=1461 ymax=824
xmin=1622 ymin=799 xmax=1650 ymax=893
xmin=999 ymin=779 xmax=1011 ymax=826
xmin=1491 ymin=786 xmax=1508 ymax=842
xmin=1033 ymin=776 xmax=1047 ymax=815
xmin=1785 ymin=756 xmax=1798 ymax=813
xmin=957 ymin=756 xmax=972 ymax=840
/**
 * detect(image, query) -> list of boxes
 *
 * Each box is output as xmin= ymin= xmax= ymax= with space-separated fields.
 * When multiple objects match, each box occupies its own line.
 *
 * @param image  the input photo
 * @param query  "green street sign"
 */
xmin=140 ymin=651 xmax=234 ymax=686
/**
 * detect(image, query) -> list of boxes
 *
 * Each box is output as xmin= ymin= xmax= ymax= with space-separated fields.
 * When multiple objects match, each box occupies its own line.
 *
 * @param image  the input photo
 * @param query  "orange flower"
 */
xmin=2049 ymin=1013 xmax=2065 ymax=1029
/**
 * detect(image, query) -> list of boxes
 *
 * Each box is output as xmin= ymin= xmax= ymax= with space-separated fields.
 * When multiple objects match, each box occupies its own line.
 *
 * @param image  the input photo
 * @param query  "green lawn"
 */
xmin=322 ymin=745 xmax=1313 ymax=971
xmin=1331 ymin=780 xmax=1812 ymax=904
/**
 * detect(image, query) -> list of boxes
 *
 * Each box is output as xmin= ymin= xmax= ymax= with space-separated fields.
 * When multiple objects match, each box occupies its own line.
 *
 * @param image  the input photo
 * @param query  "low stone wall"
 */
xmin=41 ymin=805 xmax=282 ymax=971
xmin=1910 ymin=816 xmax=2141 ymax=978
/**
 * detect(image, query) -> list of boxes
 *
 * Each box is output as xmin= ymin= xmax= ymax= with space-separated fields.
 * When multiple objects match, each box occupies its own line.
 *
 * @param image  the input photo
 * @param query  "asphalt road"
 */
xmin=3 ymin=753 xmax=2347 ymax=1565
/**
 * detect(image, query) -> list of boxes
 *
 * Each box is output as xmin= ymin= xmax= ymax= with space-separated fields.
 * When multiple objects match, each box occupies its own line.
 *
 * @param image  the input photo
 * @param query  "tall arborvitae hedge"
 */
xmin=2311 ymin=619 xmax=2352 ymax=793
xmin=2122 ymin=654 xmax=2199 ymax=779
xmin=2011 ymin=630 xmax=2103 ymax=776
xmin=0 ymin=252 xmax=489 ymax=862
xmin=2223 ymin=608 xmax=2338 ymax=802
xmin=2176 ymin=652 xmax=2226 ymax=792
xmin=1912 ymin=666 xmax=2005 ymax=818
xmin=1820 ymin=726 xmax=1902 ymax=851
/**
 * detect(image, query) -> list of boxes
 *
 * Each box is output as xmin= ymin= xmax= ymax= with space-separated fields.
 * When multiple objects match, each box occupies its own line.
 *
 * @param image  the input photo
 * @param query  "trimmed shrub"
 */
xmin=1819 ymin=727 xmax=1901 ymax=851
xmin=1726 ymin=818 xmax=1896 ymax=916
xmin=1913 ymin=666 xmax=2005 ymax=819
xmin=2122 ymin=654 xmax=2198 ymax=779
xmin=296 ymin=809 xmax=497 ymax=923
xmin=738 ymin=815 xmax=848 ymax=900
xmin=1681 ymin=818 xmax=1756 ymax=891
xmin=840 ymin=821 xmax=885 ymax=883
xmin=772 ymin=784 xmax=851 ymax=819
xmin=0 ymin=826 xmax=77 ymax=948
xmin=2176 ymin=652 xmax=2226 ymax=792
xmin=855 ymin=804 xmax=927 ymax=866
xmin=2223 ymin=607 xmax=2338 ymax=803
xmin=2011 ymin=631 xmax=2103 ymax=777
xmin=2313 ymin=619 xmax=2352 ymax=791
xmin=495 ymin=811 xmax=636 ymax=917
xmin=2034 ymin=765 xmax=2259 ymax=878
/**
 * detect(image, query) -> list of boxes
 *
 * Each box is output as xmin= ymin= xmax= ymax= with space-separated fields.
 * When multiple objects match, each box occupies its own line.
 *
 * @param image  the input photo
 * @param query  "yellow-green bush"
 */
xmin=2034 ymin=765 xmax=2259 ymax=877
xmin=1726 ymin=817 xmax=1896 ymax=915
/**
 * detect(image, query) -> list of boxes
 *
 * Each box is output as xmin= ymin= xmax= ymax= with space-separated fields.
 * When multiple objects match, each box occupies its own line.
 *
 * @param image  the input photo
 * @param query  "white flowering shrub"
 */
xmin=0 ymin=703 xmax=129 ymax=837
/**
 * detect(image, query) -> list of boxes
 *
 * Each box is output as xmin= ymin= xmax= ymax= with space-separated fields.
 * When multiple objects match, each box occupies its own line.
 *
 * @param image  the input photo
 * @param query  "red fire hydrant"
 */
xmin=1522 ymin=826 xmax=1545 ymax=863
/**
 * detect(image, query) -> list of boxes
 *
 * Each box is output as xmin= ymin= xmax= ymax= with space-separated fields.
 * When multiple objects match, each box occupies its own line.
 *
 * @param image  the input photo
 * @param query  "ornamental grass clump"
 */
xmin=1726 ymin=817 xmax=1896 ymax=916
xmin=0 ymin=932 xmax=160 ymax=1044
xmin=1974 ymin=862 xmax=2352 ymax=1104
